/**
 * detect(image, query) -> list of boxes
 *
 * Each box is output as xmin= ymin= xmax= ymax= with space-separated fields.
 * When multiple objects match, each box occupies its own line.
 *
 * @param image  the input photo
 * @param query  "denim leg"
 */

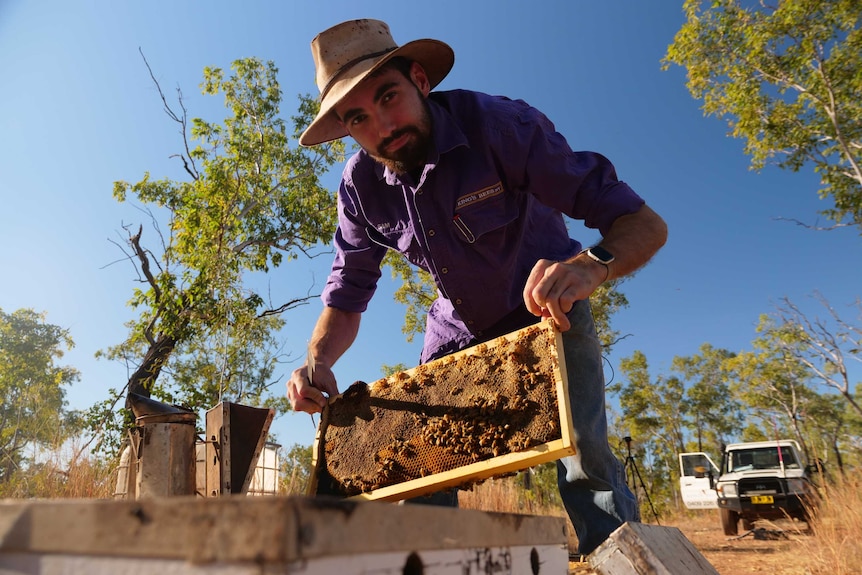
xmin=557 ymin=299 xmax=640 ymax=555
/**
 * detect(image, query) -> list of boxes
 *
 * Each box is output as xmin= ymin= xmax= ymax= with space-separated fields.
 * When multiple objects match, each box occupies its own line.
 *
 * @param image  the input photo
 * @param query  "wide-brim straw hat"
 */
xmin=299 ymin=19 xmax=454 ymax=146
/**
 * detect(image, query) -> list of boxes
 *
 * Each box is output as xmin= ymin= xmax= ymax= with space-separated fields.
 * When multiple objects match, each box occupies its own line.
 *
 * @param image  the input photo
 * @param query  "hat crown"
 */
xmin=311 ymin=19 xmax=398 ymax=97
xmin=300 ymin=19 xmax=453 ymax=146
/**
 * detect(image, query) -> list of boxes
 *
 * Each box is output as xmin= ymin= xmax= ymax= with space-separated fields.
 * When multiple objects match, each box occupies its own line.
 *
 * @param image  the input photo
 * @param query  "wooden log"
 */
xmin=0 ymin=496 xmax=568 ymax=573
xmin=590 ymin=522 xmax=720 ymax=575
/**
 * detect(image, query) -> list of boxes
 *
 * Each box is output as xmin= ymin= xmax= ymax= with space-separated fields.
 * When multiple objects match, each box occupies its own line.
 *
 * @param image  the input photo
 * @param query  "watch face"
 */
xmin=588 ymin=246 xmax=614 ymax=264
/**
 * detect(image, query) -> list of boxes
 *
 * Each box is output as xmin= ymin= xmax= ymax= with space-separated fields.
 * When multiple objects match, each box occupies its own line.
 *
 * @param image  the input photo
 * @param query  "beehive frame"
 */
xmin=308 ymin=319 xmax=576 ymax=502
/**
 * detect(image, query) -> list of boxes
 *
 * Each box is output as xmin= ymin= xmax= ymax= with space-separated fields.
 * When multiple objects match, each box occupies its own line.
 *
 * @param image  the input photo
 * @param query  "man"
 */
xmin=287 ymin=19 xmax=667 ymax=555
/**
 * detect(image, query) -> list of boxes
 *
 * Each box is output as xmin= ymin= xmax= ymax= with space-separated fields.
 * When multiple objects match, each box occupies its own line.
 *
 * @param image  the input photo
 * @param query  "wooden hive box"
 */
xmin=309 ymin=318 xmax=575 ymax=501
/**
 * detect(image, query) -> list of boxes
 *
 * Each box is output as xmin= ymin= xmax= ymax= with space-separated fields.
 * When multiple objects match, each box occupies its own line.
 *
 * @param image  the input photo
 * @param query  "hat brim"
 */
xmin=299 ymin=39 xmax=454 ymax=146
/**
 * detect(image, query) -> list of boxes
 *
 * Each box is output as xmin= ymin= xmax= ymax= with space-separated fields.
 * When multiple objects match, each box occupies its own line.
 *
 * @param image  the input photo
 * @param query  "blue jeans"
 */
xmin=557 ymin=299 xmax=639 ymax=554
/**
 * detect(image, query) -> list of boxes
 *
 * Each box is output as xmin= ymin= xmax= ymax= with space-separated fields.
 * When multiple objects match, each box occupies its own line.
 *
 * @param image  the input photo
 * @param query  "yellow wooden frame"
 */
xmin=309 ymin=319 xmax=576 ymax=502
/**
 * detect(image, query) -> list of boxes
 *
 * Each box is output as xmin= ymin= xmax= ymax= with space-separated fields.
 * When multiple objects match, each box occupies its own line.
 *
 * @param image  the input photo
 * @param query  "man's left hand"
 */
xmin=523 ymin=258 xmax=605 ymax=331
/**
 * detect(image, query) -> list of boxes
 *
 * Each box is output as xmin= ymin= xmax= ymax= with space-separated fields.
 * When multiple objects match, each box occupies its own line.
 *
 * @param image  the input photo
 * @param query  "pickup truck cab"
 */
xmin=679 ymin=440 xmax=820 ymax=535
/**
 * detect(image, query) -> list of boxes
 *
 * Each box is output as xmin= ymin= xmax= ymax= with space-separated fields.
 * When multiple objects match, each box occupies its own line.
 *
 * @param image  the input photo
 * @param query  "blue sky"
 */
xmin=1 ymin=1 xmax=859 ymax=451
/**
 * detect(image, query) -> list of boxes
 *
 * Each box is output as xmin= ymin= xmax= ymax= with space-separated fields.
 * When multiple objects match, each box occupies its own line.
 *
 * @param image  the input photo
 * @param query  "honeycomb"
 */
xmin=317 ymin=322 xmax=561 ymax=497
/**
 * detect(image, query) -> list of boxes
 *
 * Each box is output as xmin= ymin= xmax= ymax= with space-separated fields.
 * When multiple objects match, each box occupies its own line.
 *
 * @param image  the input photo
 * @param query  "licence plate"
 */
xmin=751 ymin=495 xmax=774 ymax=504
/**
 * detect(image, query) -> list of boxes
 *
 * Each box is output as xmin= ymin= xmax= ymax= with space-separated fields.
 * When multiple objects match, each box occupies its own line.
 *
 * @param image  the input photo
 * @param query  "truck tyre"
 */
xmin=741 ymin=517 xmax=754 ymax=531
xmin=721 ymin=507 xmax=739 ymax=536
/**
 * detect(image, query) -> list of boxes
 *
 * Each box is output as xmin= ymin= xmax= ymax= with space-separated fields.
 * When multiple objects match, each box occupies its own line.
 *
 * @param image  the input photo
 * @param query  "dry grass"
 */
xmin=795 ymin=478 xmax=862 ymax=575
xmin=0 ymin=452 xmax=115 ymax=499
xmin=458 ymin=474 xmax=579 ymax=549
xmin=459 ymin=474 xmax=862 ymax=575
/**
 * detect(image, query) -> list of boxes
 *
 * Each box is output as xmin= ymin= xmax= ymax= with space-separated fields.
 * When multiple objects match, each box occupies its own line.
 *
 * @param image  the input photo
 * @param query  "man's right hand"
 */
xmin=287 ymin=363 xmax=339 ymax=414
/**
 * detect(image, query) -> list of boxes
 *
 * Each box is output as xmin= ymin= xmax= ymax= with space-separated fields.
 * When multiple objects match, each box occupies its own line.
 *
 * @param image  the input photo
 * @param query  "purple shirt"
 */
xmin=322 ymin=89 xmax=644 ymax=363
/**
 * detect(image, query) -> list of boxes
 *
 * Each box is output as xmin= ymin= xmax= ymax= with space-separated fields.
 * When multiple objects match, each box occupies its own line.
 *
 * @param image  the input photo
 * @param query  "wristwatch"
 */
xmin=582 ymin=245 xmax=615 ymax=265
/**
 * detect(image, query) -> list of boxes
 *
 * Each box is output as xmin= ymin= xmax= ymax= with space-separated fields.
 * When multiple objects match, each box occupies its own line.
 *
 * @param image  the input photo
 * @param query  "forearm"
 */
xmin=309 ymin=305 xmax=362 ymax=368
xmin=578 ymin=204 xmax=667 ymax=281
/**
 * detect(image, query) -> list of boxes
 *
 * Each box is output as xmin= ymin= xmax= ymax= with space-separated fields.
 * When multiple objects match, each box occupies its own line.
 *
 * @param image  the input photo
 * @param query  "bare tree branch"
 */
xmin=139 ymin=47 xmax=199 ymax=181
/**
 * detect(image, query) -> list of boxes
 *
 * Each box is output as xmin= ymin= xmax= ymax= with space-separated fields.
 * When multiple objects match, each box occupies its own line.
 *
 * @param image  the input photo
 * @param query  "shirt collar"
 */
xmin=376 ymin=93 xmax=469 ymax=187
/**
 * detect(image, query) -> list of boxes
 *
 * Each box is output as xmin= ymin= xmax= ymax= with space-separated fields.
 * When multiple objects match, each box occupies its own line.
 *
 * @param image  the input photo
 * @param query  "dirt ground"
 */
xmin=570 ymin=512 xmax=810 ymax=575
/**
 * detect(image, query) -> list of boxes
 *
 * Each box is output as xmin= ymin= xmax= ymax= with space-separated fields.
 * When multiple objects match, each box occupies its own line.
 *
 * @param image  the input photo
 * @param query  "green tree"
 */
xmin=281 ymin=442 xmax=313 ymax=495
xmin=614 ymin=351 xmax=687 ymax=453
xmin=768 ymin=294 xmax=862 ymax=417
xmin=612 ymin=351 xmax=686 ymax=516
xmin=0 ymin=308 xmax=80 ymax=483
xmin=802 ymin=392 xmax=849 ymax=474
xmin=87 ymin=57 xmax=343 ymax=455
xmin=727 ymin=315 xmax=818 ymax=455
xmin=664 ymin=0 xmax=862 ymax=230
xmin=672 ymin=344 xmax=742 ymax=452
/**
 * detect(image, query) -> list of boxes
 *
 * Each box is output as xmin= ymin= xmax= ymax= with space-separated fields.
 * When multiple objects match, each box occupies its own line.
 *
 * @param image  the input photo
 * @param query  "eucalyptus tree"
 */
xmin=768 ymin=294 xmax=862 ymax=417
xmin=0 ymin=308 xmax=79 ymax=484
xmin=726 ymin=315 xmax=819 ymax=457
xmin=87 ymin=57 xmax=344 ymax=455
xmin=665 ymin=0 xmax=862 ymax=230
xmin=612 ymin=350 xmax=687 ymax=513
xmin=672 ymin=343 xmax=742 ymax=452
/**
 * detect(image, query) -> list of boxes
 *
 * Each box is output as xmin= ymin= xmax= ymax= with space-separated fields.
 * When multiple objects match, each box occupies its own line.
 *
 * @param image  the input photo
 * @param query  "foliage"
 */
xmin=672 ymin=343 xmax=743 ymax=452
xmin=384 ymin=250 xmax=436 ymax=343
xmin=767 ymin=294 xmax=862 ymax=416
xmin=281 ymin=442 xmax=313 ymax=495
xmin=380 ymin=362 xmax=411 ymax=381
xmin=610 ymin=289 xmax=862 ymax=510
xmin=85 ymin=57 xmax=344 ymax=457
xmin=613 ymin=352 xmax=688 ymax=453
xmin=611 ymin=351 xmax=687 ymax=518
xmin=726 ymin=296 xmax=861 ymax=470
xmin=726 ymin=320 xmax=818 ymax=451
xmin=0 ymin=308 xmax=80 ymax=483
xmin=664 ymin=0 xmax=862 ymax=230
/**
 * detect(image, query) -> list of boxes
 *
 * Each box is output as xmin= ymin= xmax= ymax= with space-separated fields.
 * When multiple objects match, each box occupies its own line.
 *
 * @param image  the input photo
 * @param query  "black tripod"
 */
xmin=622 ymin=436 xmax=660 ymax=524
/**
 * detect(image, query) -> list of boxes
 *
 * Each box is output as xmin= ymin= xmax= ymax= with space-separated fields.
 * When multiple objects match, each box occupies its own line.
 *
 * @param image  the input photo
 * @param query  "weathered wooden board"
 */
xmin=0 ymin=496 xmax=568 ymax=574
xmin=590 ymin=522 xmax=719 ymax=575
xmin=310 ymin=319 xmax=577 ymax=502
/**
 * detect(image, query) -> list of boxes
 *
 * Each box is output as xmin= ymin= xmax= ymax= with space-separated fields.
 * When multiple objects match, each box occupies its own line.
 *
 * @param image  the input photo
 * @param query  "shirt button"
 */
xmin=468 ymin=320 xmax=475 ymax=325
xmin=428 ymin=229 xmax=435 ymax=237
xmin=455 ymin=298 xmax=462 ymax=305
xmin=441 ymin=267 xmax=448 ymax=274
xmin=416 ymin=189 xmax=423 ymax=195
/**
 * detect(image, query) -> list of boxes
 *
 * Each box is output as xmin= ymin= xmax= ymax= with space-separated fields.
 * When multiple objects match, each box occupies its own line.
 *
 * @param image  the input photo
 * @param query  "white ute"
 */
xmin=679 ymin=440 xmax=820 ymax=535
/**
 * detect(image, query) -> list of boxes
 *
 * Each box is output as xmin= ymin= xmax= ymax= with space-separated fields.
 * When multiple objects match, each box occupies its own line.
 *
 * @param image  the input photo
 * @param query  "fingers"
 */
xmin=523 ymin=259 xmax=552 ymax=316
xmin=524 ymin=259 xmax=584 ymax=331
xmin=286 ymin=365 xmax=337 ymax=414
xmin=543 ymin=291 xmax=572 ymax=331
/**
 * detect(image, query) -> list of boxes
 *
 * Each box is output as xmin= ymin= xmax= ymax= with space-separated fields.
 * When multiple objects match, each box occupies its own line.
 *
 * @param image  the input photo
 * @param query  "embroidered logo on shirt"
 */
xmin=455 ymin=181 xmax=504 ymax=210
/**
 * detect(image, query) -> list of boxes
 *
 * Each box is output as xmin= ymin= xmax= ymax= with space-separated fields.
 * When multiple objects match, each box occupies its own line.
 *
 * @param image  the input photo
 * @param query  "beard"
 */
xmin=368 ymin=99 xmax=432 ymax=175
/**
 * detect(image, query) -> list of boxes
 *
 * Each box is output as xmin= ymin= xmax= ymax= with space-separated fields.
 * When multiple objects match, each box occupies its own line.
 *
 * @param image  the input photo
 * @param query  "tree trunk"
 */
xmin=127 ymin=333 xmax=179 ymax=398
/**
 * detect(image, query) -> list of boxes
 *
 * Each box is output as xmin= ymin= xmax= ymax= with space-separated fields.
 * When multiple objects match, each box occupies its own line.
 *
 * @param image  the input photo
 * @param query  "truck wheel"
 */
xmin=720 ymin=508 xmax=739 ymax=536
xmin=741 ymin=518 xmax=754 ymax=531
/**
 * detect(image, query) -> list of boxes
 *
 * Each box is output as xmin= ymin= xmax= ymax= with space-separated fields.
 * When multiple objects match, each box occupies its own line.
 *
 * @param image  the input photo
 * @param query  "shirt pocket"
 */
xmin=452 ymin=189 xmax=521 ymax=245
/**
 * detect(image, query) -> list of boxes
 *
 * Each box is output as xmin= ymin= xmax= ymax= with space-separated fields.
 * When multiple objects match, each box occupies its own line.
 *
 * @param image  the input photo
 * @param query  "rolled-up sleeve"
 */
xmin=320 ymin=179 xmax=387 ymax=312
xmin=498 ymin=101 xmax=645 ymax=236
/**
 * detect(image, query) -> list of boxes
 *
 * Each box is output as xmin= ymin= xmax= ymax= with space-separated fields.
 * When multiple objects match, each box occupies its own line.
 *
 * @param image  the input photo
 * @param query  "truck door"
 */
xmin=678 ymin=452 xmax=719 ymax=509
